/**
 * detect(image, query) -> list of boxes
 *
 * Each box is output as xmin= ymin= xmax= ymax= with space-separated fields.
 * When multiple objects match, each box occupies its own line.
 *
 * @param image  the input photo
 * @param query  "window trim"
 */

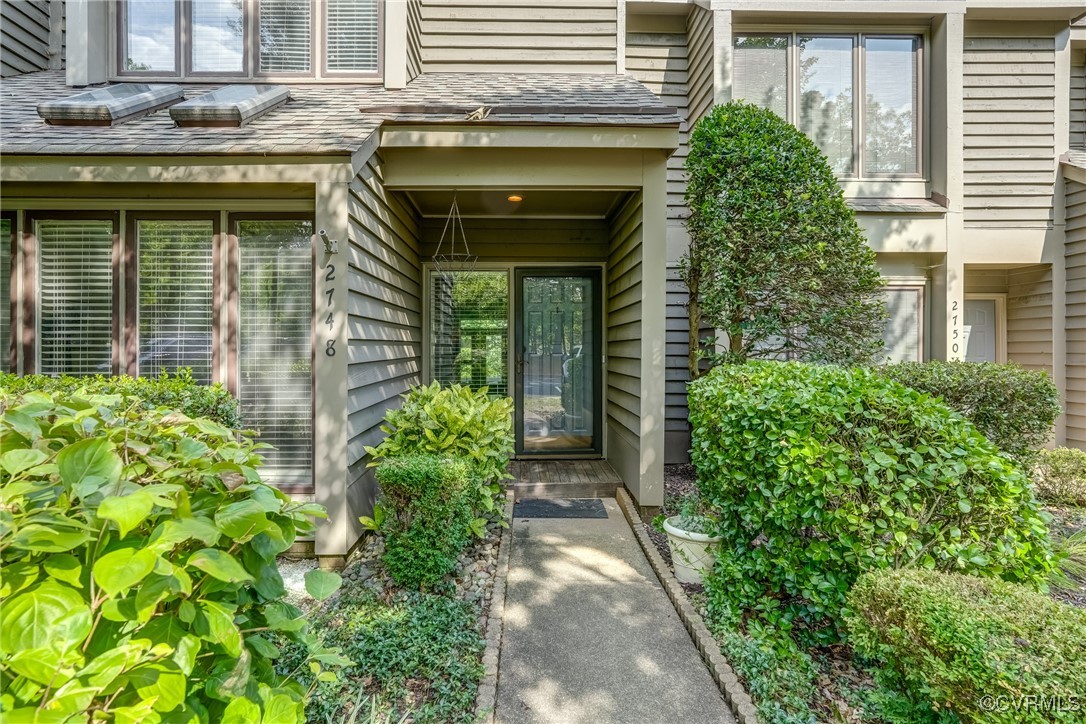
xmin=733 ymin=28 xmax=926 ymax=181
xmin=26 ymin=211 xmax=122 ymax=377
xmin=114 ymin=0 xmax=382 ymax=82
xmin=2 ymin=211 xmax=16 ymax=373
xmin=125 ymin=212 xmax=223 ymax=381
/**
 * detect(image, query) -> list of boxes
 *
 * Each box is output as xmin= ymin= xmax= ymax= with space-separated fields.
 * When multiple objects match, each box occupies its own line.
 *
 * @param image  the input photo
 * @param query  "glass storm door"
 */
xmin=515 ymin=270 xmax=602 ymax=455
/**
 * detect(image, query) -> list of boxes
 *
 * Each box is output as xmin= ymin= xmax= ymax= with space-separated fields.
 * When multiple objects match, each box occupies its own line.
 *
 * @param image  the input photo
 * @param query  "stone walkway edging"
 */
xmin=474 ymin=490 xmax=515 ymax=723
xmin=616 ymin=488 xmax=761 ymax=724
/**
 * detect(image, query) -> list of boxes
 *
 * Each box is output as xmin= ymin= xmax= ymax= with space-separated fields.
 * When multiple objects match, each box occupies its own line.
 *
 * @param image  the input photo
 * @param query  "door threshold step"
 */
xmin=511 ymin=482 xmax=620 ymax=500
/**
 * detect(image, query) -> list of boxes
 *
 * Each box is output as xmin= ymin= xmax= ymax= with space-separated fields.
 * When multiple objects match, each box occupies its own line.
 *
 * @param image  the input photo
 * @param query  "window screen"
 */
xmin=258 ymin=0 xmax=311 ymax=73
xmin=864 ymin=37 xmax=919 ymax=175
xmin=430 ymin=271 xmax=509 ymax=398
xmin=237 ymin=220 xmax=312 ymax=482
xmin=733 ymin=35 xmax=789 ymax=119
xmin=191 ymin=0 xmax=245 ymax=73
xmin=326 ymin=0 xmax=379 ymax=73
xmin=124 ymin=0 xmax=177 ymax=72
xmin=137 ymin=221 xmax=215 ymax=383
xmin=1 ymin=218 xmax=10 ymax=370
xmin=881 ymin=286 xmax=923 ymax=362
xmin=37 ymin=220 xmax=115 ymax=376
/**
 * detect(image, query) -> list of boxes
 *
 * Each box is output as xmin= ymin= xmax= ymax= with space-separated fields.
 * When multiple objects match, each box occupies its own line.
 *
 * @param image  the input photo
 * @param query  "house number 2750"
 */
xmin=324 ymin=263 xmax=336 ymax=356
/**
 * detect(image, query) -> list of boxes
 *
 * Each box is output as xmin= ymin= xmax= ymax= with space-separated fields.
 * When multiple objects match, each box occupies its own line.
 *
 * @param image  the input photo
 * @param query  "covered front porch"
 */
xmin=329 ymin=121 xmax=677 ymax=557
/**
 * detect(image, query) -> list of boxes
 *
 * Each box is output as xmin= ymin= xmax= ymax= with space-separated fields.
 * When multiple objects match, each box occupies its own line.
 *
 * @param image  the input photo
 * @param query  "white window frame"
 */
xmin=963 ymin=293 xmax=1007 ymax=363
xmin=732 ymin=26 xmax=928 ymax=186
xmin=113 ymin=0 xmax=382 ymax=83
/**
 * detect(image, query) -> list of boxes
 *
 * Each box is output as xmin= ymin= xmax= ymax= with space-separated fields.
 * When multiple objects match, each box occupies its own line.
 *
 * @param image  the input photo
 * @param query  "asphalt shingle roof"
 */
xmin=0 ymin=71 xmax=679 ymax=156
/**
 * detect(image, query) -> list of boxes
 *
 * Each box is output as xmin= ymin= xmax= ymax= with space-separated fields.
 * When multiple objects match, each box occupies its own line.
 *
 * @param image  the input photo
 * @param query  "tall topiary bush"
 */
xmin=689 ymin=362 xmax=1056 ymax=643
xmin=682 ymin=102 xmax=886 ymax=374
xmin=880 ymin=361 xmax=1060 ymax=470
xmin=0 ymin=389 xmax=346 ymax=722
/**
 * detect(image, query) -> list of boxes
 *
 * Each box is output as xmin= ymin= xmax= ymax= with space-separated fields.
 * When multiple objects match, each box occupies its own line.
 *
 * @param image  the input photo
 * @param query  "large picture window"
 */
xmin=733 ymin=32 xmax=922 ymax=178
xmin=119 ymin=0 xmax=380 ymax=79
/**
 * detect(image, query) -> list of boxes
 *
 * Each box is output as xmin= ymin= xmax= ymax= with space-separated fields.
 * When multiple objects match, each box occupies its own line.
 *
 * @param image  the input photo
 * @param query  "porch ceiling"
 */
xmin=405 ymin=189 xmax=628 ymax=219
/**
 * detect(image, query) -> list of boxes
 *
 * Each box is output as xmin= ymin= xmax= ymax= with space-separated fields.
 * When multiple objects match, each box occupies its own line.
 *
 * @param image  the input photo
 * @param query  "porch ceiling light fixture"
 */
xmin=507 ymin=194 xmax=523 ymax=203
xmin=432 ymin=194 xmax=478 ymax=279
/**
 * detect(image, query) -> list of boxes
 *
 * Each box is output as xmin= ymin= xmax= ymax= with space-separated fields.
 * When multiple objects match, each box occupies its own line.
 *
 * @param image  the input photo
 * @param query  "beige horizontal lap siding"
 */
xmin=1 ymin=0 xmax=53 ymax=77
xmin=686 ymin=5 xmax=714 ymax=134
xmin=1067 ymin=179 xmax=1086 ymax=448
xmin=417 ymin=0 xmax=618 ymax=73
xmin=963 ymin=36 xmax=1057 ymax=228
xmin=1006 ymin=264 xmax=1054 ymax=374
xmin=407 ymin=0 xmax=423 ymax=81
xmin=607 ymin=191 xmax=643 ymax=461
xmin=1072 ymin=52 xmax=1085 ymax=150
xmin=346 ymin=152 xmax=423 ymax=476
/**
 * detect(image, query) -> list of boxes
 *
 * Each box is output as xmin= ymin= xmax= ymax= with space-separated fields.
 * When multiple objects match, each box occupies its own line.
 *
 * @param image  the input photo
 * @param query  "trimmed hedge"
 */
xmin=690 ymin=362 xmax=1056 ymax=642
xmin=1036 ymin=447 xmax=1086 ymax=507
xmin=847 ymin=569 xmax=1086 ymax=723
xmin=376 ymin=455 xmax=474 ymax=591
xmin=0 ymin=370 xmax=241 ymax=428
xmin=879 ymin=361 xmax=1060 ymax=470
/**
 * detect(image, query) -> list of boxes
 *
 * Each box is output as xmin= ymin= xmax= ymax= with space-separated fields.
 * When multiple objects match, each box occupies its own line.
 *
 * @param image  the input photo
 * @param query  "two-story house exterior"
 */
xmin=2 ymin=0 xmax=1083 ymax=566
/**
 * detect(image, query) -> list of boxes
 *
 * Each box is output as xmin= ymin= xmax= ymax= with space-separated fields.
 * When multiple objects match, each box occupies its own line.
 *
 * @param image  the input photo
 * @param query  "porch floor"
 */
xmin=508 ymin=460 xmax=622 ymax=500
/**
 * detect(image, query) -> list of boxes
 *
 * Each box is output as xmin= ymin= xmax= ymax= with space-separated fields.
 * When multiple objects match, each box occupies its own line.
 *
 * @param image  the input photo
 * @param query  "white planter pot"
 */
xmin=662 ymin=517 xmax=722 ymax=585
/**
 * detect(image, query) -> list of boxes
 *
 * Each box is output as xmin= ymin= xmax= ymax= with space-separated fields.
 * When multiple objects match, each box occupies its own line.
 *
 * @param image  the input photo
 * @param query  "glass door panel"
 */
xmin=516 ymin=271 xmax=601 ymax=455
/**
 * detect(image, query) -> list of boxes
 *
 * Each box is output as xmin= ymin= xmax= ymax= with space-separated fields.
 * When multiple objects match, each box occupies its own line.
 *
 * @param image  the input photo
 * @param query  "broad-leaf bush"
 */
xmin=375 ymin=455 xmax=473 ymax=591
xmin=283 ymin=586 xmax=483 ymax=724
xmin=0 ymin=389 xmax=346 ymax=722
xmin=879 ymin=361 xmax=1060 ymax=470
xmin=690 ymin=362 xmax=1056 ymax=642
xmin=846 ymin=569 xmax=1086 ymax=723
xmin=365 ymin=382 xmax=513 ymax=528
xmin=0 ymin=369 xmax=242 ymax=428
xmin=1036 ymin=447 xmax=1086 ymax=507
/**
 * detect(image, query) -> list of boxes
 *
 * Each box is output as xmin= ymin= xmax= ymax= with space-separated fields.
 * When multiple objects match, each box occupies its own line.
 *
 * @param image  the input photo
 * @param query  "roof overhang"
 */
xmin=0 ymin=155 xmax=355 ymax=185
xmin=379 ymin=124 xmax=680 ymax=151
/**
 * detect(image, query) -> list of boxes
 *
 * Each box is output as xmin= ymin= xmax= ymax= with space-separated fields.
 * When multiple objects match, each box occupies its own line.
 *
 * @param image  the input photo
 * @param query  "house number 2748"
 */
xmin=324 ymin=263 xmax=336 ymax=356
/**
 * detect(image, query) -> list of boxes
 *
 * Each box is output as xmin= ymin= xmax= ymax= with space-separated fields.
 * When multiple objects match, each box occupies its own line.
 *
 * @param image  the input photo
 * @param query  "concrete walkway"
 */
xmin=494 ymin=498 xmax=733 ymax=724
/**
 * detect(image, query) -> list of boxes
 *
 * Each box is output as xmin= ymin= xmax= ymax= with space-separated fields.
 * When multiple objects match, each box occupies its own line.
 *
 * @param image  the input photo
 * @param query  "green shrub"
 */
xmin=284 ymin=586 xmax=483 ymax=724
xmin=1036 ymin=447 xmax=1086 ymax=507
xmin=375 ymin=455 xmax=473 ymax=590
xmin=365 ymin=382 xmax=514 ymax=527
xmin=0 ymin=369 xmax=241 ymax=428
xmin=846 ymin=568 xmax=1086 ymax=723
xmin=879 ymin=361 xmax=1060 ymax=470
xmin=682 ymin=101 xmax=886 ymax=372
xmin=690 ymin=362 xmax=1056 ymax=642
xmin=0 ymin=389 xmax=346 ymax=722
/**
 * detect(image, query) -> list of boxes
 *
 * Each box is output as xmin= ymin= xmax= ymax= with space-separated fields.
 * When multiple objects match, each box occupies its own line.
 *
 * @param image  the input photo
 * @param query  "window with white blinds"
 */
xmin=733 ymin=36 xmax=788 ymax=120
xmin=237 ymin=220 xmax=313 ymax=481
xmin=258 ymin=0 xmax=311 ymax=74
xmin=1 ymin=218 xmax=11 ymax=370
xmin=881 ymin=286 xmax=924 ymax=362
xmin=326 ymin=0 xmax=380 ymax=73
xmin=37 ymin=220 xmax=115 ymax=376
xmin=865 ymin=37 xmax=920 ymax=175
xmin=137 ymin=221 xmax=215 ymax=383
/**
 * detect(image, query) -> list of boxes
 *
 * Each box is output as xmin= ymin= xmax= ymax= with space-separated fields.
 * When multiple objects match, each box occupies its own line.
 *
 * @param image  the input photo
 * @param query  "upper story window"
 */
xmin=119 ymin=0 xmax=380 ymax=80
xmin=733 ymin=33 xmax=922 ymax=179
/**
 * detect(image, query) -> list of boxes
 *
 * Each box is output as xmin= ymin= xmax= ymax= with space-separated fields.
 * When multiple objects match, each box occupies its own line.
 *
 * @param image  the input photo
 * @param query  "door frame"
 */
xmin=513 ymin=267 xmax=604 ymax=458
xmin=963 ymin=293 xmax=1007 ymax=363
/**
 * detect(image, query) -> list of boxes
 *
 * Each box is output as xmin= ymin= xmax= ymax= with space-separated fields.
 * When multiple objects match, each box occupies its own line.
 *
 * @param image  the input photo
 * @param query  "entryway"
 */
xmin=508 ymin=460 xmax=622 ymax=500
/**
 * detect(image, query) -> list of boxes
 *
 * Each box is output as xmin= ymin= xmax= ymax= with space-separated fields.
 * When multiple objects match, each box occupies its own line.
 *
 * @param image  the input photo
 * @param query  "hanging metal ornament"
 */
xmin=432 ymin=194 xmax=478 ymax=280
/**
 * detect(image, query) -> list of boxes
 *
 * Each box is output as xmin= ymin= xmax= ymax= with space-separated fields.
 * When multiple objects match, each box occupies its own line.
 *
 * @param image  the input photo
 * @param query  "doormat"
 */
xmin=513 ymin=498 xmax=608 ymax=519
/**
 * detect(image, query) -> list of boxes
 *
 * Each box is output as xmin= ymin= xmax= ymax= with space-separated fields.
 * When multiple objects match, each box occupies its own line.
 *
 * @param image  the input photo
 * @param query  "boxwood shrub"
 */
xmin=0 ymin=370 xmax=241 ymax=428
xmin=376 ymin=455 xmax=474 ymax=591
xmin=0 ymin=388 xmax=345 ymax=722
xmin=1036 ymin=447 xmax=1086 ymax=507
xmin=879 ymin=361 xmax=1060 ymax=470
xmin=846 ymin=568 xmax=1086 ymax=723
xmin=689 ymin=362 xmax=1055 ymax=642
